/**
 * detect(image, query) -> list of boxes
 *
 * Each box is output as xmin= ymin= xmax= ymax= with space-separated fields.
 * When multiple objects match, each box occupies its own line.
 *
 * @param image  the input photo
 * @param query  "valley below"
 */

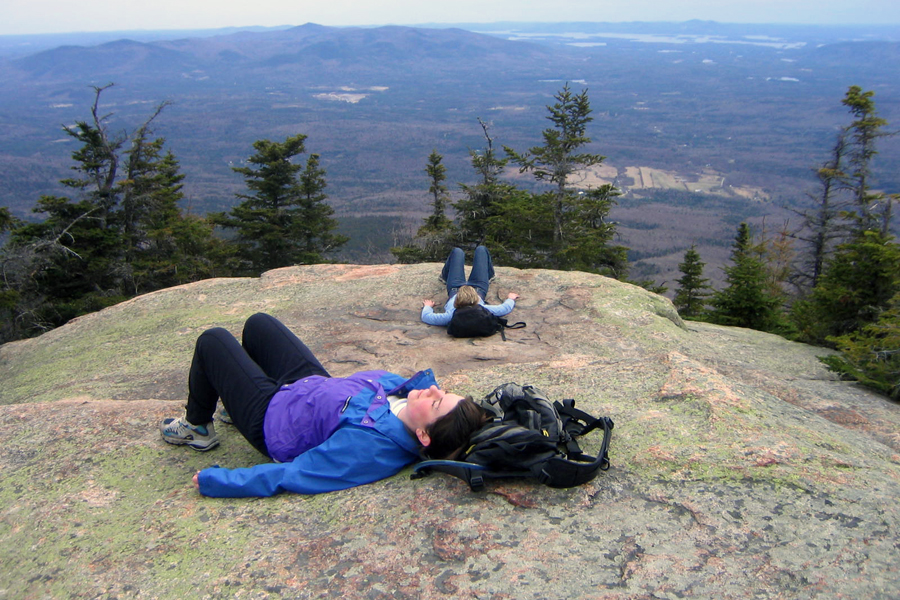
xmin=0 ymin=21 xmax=897 ymax=290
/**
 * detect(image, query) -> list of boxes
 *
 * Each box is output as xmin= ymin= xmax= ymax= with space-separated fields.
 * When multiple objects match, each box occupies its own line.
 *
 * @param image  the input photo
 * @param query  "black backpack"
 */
xmin=412 ymin=382 xmax=614 ymax=491
xmin=446 ymin=305 xmax=526 ymax=340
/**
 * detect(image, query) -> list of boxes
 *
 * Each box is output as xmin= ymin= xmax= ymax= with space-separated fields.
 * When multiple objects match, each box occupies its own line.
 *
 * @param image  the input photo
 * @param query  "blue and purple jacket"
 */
xmin=198 ymin=369 xmax=439 ymax=497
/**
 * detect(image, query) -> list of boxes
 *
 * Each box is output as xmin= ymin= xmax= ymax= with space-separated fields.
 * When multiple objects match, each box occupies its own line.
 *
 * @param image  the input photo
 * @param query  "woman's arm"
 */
xmin=195 ymin=428 xmax=416 ymax=497
xmin=421 ymin=304 xmax=454 ymax=326
xmin=482 ymin=293 xmax=519 ymax=317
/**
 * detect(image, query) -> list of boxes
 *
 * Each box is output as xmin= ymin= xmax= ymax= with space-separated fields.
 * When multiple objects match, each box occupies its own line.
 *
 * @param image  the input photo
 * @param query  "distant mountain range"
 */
xmin=8 ymin=23 xmax=563 ymax=81
xmin=0 ymin=21 xmax=898 ymax=283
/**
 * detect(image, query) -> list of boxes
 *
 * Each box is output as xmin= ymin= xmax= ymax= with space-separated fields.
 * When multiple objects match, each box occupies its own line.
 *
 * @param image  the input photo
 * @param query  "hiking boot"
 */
xmin=217 ymin=406 xmax=233 ymax=424
xmin=159 ymin=417 xmax=219 ymax=451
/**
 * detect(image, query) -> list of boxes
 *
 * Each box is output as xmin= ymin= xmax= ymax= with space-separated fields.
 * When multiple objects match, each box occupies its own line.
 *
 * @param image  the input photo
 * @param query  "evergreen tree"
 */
xmin=820 ymin=291 xmax=900 ymax=399
xmin=506 ymin=83 xmax=604 ymax=245
xmin=709 ymin=223 xmax=785 ymax=332
xmin=0 ymin=207 xmax=15 ymax=232
xmin=841 ymin=86 xmax=891 ymax=232
xmin=0 ymin=85 xmax=218 ymax=342
xmin=792 ymin=229 xmax=900 ymax=345
xmin=556 ymin=186 xmax=628 ymax=278
xmin=673 ymin=245 xmax=712 ymax=319
xmin=7 ymin=86 xmax=137 ymax=324
xmin=791 ymin=86 xmax=898 ymax=345
xmin=455 ymin=119 xmax=515 ymax=248
xmin=424 ymin=150 xmax=453 ymax=233
xmin=391 ymin=150 xmax=456 ymax=263
xmin=296 ymin=153 xmax=348 ymax=262
xmin=481 ymin=188 xmax=554 ymax=268
xmin=505 ymin=84 xmax=626 ymax=275
xmin=790 ymin=133 xmax=851 ymax=293
xmin=214 ymin=135 xmax=345 ymax=274
xmin=125 ymin=149 xmax=224 ymax=292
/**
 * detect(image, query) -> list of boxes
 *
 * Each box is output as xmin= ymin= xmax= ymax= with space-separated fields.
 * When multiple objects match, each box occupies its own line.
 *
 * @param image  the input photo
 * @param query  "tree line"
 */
xmin=0 ymin=84 xmax=345 ymax=343
xmin=671 ymin=86 xmax=899 ymax=399
xmin=1 ymin=82 xmax=896 ymax=401
xmin=392 ymin=84 xmax=629 ymax=280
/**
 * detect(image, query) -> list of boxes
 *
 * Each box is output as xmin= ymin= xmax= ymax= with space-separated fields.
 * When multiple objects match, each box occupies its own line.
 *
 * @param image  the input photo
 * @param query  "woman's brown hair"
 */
xmin=423 ymin=396 xmax=489 ymax=459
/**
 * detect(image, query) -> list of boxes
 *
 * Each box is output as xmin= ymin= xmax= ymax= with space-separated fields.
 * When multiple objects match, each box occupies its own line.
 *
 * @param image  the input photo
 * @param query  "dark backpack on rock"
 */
xmin=446 ymin=305 xmax=525 ymax=340
xmin=412 ymin=382 xmax=614 ymax=491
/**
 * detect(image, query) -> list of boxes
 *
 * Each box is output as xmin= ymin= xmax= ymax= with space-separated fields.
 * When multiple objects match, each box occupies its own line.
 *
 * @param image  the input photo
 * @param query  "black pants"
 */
xmin=185 ymin=313 xmax=330 ymax=456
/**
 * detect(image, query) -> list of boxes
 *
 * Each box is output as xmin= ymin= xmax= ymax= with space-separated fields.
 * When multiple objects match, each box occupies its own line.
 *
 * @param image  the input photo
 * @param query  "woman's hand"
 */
xmin=507 ymin=293 xmax=520 ymax=301
xmin=423 ymin=299 xmax=435 ymax=307
xmin=192 ymin=471 xmax=200 ymax=490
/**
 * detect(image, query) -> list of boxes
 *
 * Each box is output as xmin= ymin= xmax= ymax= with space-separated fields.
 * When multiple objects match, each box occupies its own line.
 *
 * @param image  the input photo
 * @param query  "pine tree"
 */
xmin=792 ymin=229 xmax=900 ymax=345
xmin=214 ymin=135 xmax=345 ymax=274
xmin=0 ymin=85 xmax=210 ymax=341
xmin=673 ymin=245 xmax=712 ymax=319
xmin=842 ymin=86 xmax=891 ymax=232
xmin=820 ymin=291 xmax=900 ymax=399
xmin=504 ymin=84 xmax=626 ymax=275
xmin=709 ymin=223 xmax=784 ymax=332
xmin=391 ymin=150 xmax=456 ymax=263
xmin=455 ymin=119 xmax=515 ymax=248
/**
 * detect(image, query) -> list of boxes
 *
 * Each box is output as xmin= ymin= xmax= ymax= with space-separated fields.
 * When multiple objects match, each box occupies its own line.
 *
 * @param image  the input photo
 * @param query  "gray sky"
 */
xmin=4 ymin=0 xmax=900 ymax=36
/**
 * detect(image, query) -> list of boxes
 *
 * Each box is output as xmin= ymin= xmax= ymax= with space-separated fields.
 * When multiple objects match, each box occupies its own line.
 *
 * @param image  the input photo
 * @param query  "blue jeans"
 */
xmin=186 ymin=313 xmax=330 ymax=456
xmin=440 ymin=246 xmax=495 ymax=299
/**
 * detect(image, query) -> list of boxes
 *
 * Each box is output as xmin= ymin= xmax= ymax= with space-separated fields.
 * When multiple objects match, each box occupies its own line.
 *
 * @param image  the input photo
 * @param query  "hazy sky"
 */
xmin=4 ymin=0 xmax=900 ymax=36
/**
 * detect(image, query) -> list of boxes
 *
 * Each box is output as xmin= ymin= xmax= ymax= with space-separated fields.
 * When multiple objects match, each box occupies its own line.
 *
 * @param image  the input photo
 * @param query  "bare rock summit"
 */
xmin=1 ymin=263 xmax=898 ymax=599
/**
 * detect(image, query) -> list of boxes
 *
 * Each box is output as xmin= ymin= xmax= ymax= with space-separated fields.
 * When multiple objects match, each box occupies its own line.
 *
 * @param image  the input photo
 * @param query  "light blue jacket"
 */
xmin=197 ymin=369 xmax=439 ymax=497
xmin=421 ymin=296 xmax=515 ymax=327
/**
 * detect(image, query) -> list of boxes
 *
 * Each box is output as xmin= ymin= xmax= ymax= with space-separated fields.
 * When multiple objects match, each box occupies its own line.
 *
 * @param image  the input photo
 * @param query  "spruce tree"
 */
xmin=791 ymin=134 xmax=851 ymax=293
xmin=391 ymin=150 xmax=456 ymax=263
xmin=842 ymin=86 xmax=891 ymax=232
xmin=214 ymin=135 xmax=345 ymax=274
xmin=505 ymin=84 xmax=626 ymax=276
xmin=125 ymin=148 xmax=223 ymax=292
xmin=791 ymin=86 xmax=898 ymax=345
xmin=506 ymin=83 xmax=604 ymax=245
xmin=709 ymin=223 xmax=784 ymax=332
xmin=0 ymin=85 xmax=211 ymax=341
xmin=424 ymin=150 xmax=453 ymax=233
xmin=820 ymin=291 xmax=900 ymax=399
xmin=673 ymin=245 xmax=712 ymax=319
xmin=455 ymin=119 xmax=514 ymax=248
xmin=296 ymin=153 xmax=348 ymax=262
xmin=793 ymin=229 xmax=900 ymax=344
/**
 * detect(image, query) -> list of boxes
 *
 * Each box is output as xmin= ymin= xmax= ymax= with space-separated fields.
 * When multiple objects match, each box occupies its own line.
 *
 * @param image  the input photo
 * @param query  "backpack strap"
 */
xmin=411 ymin=460 xmax=492 ymax=492
xmin=555 ymin=399 xmax=606 ymax=437
xmin=540 ymin=416 xmax=615 ymax=487
xmin=496 ymin=319 xmax=525 ymax=341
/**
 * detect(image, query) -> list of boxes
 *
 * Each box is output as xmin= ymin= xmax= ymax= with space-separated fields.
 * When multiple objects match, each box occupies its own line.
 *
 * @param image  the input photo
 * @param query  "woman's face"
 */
xmin=404 ymin=385 xmax=464 ymax=432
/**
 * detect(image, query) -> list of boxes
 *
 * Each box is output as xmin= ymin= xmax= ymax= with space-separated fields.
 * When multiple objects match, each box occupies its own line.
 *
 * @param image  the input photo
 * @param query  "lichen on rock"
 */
xmin=1 ymin=263 xmax=898 ymax=599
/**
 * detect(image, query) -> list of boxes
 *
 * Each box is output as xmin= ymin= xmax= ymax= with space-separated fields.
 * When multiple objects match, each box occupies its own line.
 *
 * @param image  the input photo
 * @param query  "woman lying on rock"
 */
xmin=160 ymin=313 xmax=487 ymax=497
xmin=421 ymin=245 xmax=519 ymax=327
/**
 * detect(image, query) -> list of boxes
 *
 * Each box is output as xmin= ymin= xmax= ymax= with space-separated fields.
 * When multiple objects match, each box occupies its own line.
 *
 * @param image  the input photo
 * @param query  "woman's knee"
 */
xmin=243 ymin=313 xmax=280 ymax=340
xmin=245 ymin=312 xmax=276 ymax=330
xmin=196 ymin=327 xmax=234 ymax=350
